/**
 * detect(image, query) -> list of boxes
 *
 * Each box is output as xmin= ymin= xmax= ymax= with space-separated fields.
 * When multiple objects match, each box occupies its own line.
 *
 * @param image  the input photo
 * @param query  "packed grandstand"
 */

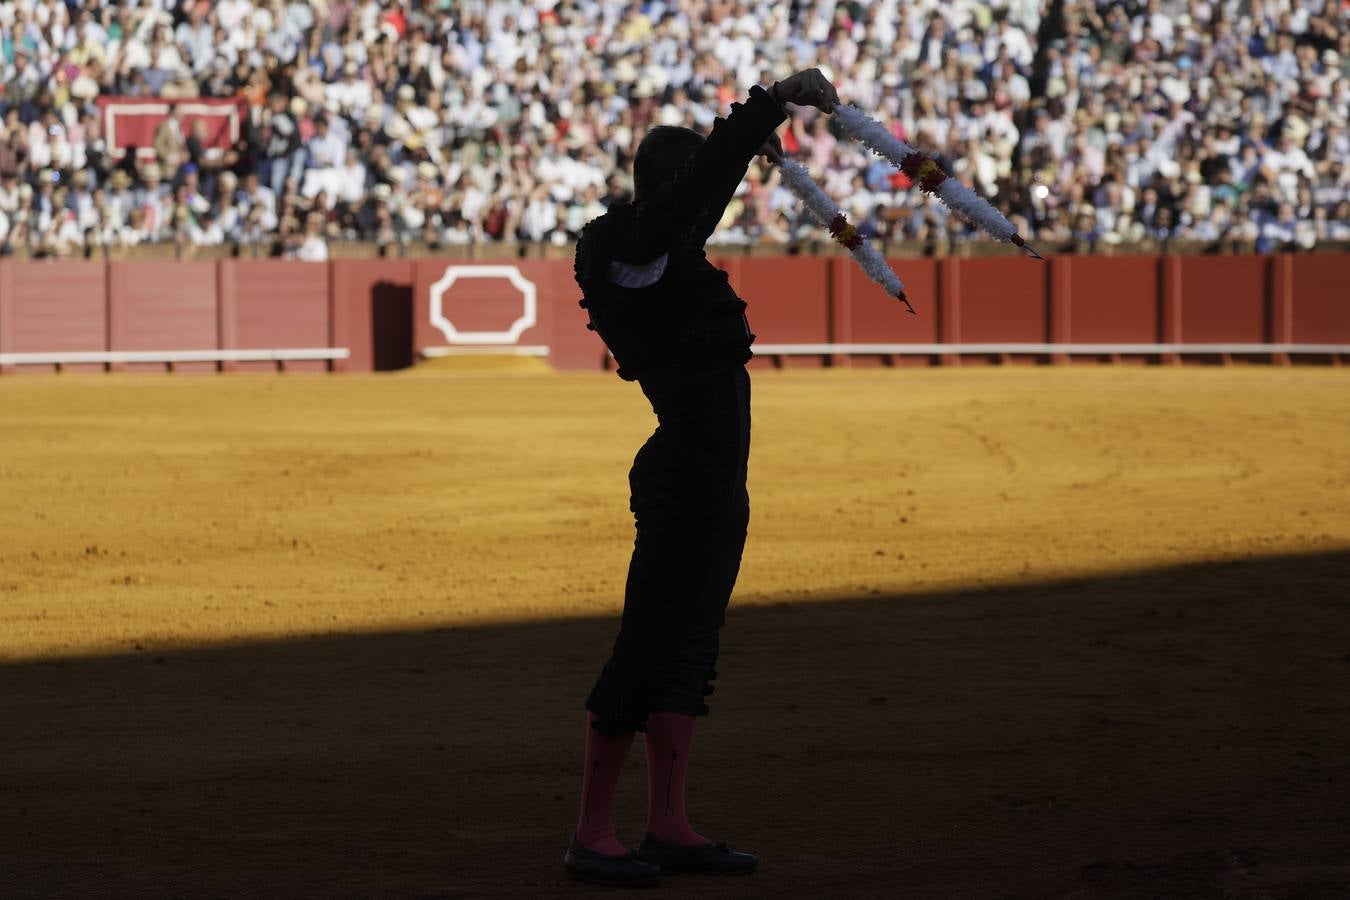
xmin=0 ymin=0 xmax=1345 ymax=259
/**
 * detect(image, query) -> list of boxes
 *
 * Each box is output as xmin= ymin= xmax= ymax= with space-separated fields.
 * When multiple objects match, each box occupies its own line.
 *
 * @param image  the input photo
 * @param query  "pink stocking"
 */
xmin=575 ymin=712 xmax=635 ymax=855
xmin=643 ymin=712 xmax=711 ymax=846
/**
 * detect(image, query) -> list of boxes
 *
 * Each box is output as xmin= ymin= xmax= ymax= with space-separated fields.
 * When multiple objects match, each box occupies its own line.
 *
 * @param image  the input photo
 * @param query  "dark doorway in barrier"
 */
xmin=371 ymin=282 xmax=414 ymax=371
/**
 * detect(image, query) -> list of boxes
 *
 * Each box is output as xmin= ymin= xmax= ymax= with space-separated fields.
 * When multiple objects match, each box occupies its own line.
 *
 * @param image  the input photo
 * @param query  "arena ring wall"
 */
xmin=1 ymin=254 xmax=1347 ymax=375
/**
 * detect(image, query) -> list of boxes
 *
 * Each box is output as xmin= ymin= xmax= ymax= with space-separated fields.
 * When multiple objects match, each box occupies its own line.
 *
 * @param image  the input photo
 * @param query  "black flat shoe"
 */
xmin=564 ymin=836 xmax=662 ymax=887
xmin=636 ymin=832 xmax=759 ymax=875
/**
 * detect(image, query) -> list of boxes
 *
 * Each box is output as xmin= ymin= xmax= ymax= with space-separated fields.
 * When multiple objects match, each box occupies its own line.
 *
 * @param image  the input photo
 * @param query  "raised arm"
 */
xmin=609 ymin=86 xmax=783 ymax=263
xmin=612 ymin=70 xmax=840 ymax=262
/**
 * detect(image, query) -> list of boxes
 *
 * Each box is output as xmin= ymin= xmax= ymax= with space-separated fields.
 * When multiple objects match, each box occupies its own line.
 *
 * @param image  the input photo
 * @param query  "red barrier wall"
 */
xmin=787 ymin=256 xmax=940 ymax=367
xmin=0 ymin=254 xmax=1346 ymax=375
xmin=109 ymin=261 xmax=218 ymax=372
xmin=0 ymin=261 xmax=108 ymax=373
xmin=1176 ymin=256 xmax=1269 ymax=343
xmin=732 ymin=257 xmax=831 ymax=341
xmin=329 ymin=260 xmax=415 ymax=373
xmin=842 ymin=257 xmax=940 ymax=344
xmin=541 ymin=262 xmax=606 ymax=371
xmin=725 ymin=257 xmax=830 ymax=368
xmin=221 ymin=261 xmax=330 ymax=372
xmin=1053 ymin=255 xmax=1161 ymax=343
xmin=1288 ymin=255 xmax=1350 ymax=343
xmin=952 ymin=256 xmax=1050 ymax=344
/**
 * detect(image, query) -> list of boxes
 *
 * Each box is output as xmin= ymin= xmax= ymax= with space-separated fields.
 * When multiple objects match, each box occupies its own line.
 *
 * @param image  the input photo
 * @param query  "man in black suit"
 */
xmin=565 ymin=68 xmax=839 ymax=887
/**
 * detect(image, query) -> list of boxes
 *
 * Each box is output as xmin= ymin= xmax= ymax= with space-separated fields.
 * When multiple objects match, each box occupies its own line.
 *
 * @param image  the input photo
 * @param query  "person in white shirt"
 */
xmin=189 ymin=210 xmax=226 ymax=246
xmin=27 ymin=109 xmax=62 ymax=170
xmin=293 ymin=211 xmax=329 ymax=261
xmin=239 ymin=172 xmax=279 ymax=232
xmin=214 ymin=171 xmax=241 ymax=235
xmin=305 ymin=114 xmax=348 ymax=171
xmin=149 ymin=21 xmax=187 ymax=76
xmin=214 ymin=0 xmax=253 ymax=33
xmin=336 ymin=147 xmax=368 ymax=206
xmin=50 ymin=209 xmax=86 ymax=256
xmin=71 ymin=176 xmax=98 ymax=230
xmin=986 ymin=16 xmax=1034 ymax=70
xmin=520 ymin=184 xmax=559 ymax=241
xmin=1261 ymin=130 xmax=1315 ymax=203
xmin=117 ymin=208 xmax=151 ymax=247
xmin=1131 ymin=0 xmax=1174 ymax=53
xmin=326 ymin=62 xmax=374 ymax=119
xmin=565 ymin=184 xmax=606 ymax=238
xmin=175 ymin=3 xmax=215 ymax=74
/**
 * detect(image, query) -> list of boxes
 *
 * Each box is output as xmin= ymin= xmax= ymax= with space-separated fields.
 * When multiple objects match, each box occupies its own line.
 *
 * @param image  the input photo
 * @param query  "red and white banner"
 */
xmin=95 ymin=97 xmax=250 ymax=160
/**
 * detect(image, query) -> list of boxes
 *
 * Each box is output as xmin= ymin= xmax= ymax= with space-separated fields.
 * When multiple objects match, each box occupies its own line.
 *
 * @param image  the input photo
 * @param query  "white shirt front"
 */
xmin=606 ymin=253 xmax=668 ymax=288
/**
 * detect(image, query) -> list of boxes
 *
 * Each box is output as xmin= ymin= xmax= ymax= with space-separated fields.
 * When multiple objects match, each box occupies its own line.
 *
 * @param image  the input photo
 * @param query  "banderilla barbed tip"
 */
xmin=1010 ymin=233 xmax=1046 ymax=261
xmin=896 ymin=291 xmax=917 ymax=314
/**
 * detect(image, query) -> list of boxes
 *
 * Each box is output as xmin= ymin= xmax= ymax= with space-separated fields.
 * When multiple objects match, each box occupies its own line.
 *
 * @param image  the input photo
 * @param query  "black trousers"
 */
xmin=586 ymin=365 xmax=752 ymax=734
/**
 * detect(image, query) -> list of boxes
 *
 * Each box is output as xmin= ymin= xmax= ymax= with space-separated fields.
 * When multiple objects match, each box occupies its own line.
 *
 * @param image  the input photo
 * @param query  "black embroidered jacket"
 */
xmin=574 ymin=86 xmax=787 ymax=381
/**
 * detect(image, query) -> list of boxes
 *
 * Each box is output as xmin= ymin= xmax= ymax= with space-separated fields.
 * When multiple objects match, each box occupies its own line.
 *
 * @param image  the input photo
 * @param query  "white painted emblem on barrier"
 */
xmin=428 ymin=265 xmax=538 ymax=345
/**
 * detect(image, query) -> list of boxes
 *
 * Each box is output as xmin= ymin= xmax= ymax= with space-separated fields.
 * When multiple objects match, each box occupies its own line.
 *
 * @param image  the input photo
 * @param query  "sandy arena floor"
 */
xmin=2 ymin=365 xmax=1348 ymax=898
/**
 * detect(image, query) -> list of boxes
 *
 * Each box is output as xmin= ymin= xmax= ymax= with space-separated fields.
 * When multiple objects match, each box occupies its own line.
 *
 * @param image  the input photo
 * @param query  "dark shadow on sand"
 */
xmin=3 ymin=551 xmax=1348 ymax=899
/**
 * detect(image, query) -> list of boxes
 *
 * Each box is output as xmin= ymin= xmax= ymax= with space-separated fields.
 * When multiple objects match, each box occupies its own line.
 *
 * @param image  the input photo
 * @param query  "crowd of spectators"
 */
xmin=0 ymin=0 xmax=1345 ymax=260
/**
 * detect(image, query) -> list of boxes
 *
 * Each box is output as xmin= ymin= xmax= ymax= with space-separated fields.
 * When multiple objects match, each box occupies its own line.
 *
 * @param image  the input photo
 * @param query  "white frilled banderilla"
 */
xmin=831 ymin=103 xmax=1045 ymax=260
xmin=776 ymin=159 xmax=916 ymax=314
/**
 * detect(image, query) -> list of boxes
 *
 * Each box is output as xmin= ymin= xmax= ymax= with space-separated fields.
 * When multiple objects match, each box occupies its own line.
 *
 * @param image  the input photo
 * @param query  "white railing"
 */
xmin=751 ymin=342 xmax=1350 ymax=356
xmin=421 ymin=345 xmax=551 ymax=357
xmin=0 ymin=348 xmax=350 ymax=365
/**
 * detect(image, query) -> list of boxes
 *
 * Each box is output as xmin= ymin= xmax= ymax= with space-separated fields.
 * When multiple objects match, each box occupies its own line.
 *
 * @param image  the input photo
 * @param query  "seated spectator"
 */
xmin=1259 ymin=202 xmax=1301 ymax=252
xmin=189 ymin=208 xmax=225 ymax=247
xmin=118 ymin=207 xmax=151 ymax=247
xmin=292 ymin=210 xmax=329 ymax=261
